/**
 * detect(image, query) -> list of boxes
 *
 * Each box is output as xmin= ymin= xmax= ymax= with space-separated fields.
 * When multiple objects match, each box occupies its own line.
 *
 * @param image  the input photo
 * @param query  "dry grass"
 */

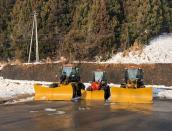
xmin=0 ymin=61 xmax=7 ymax=64
xmin=122 ymin=42 xmax=144 ymax=57
xmin=7 ymin=59 xmax=23 ymax=65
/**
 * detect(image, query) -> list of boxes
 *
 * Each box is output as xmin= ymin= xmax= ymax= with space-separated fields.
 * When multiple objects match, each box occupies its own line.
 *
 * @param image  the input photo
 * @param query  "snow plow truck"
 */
xmin=34 ymin=64 xmax=84 ymax=101
xmin=110 ymin=68 xmax=152 ymax=103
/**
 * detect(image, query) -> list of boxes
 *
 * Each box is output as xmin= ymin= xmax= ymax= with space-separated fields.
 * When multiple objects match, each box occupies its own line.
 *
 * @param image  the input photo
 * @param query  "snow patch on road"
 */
xmin=45 ymin=108 xmax=57 ymax=112
xmin=48 ymin=111 xmax=66 ymax=115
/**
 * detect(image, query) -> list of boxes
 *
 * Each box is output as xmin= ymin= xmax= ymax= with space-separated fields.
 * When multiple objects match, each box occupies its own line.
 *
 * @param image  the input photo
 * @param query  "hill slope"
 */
xmin=0 ymin=0 xmax=172 ymax=61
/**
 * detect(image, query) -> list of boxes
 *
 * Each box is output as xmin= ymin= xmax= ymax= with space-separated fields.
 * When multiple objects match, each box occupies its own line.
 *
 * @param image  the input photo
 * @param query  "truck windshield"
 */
xmin=127 ymin=69 xmax=138 ymax=80
xmin=94 ymin=71 xmax=104 ymax=82
xmin=62 ymin=67 xmax=76 ymax=77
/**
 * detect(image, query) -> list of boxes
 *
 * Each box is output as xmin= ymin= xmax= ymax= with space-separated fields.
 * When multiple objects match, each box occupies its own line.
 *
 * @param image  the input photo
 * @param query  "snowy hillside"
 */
xmin=106 ymin=34 xmax=172 ymax=64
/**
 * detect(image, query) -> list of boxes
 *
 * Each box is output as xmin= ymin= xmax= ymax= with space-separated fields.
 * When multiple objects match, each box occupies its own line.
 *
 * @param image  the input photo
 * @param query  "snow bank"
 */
xmin=0 ymin=77 xmax=34 ymax=101
xmin=0 ymin=77 xmax=53 ymax=101
xmin=154 ymin=89 xmax=172 ymax=99
xmin=106 ymin=34 xmax=172 ymax=64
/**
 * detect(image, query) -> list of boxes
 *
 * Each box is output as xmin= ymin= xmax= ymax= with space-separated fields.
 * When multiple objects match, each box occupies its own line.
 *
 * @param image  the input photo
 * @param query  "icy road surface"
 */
xmin=1 ymin=100 xmax=172 ymax=131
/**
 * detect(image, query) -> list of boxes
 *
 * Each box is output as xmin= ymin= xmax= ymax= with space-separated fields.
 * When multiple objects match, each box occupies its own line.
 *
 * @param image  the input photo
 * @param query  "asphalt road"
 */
xmin=0 ymin=100 xmax=172 ymax=131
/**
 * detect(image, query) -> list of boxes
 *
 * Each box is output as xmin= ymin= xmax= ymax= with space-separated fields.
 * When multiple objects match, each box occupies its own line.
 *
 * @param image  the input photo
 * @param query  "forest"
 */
xmin=0 ymin=0 xmax=172 ymax=62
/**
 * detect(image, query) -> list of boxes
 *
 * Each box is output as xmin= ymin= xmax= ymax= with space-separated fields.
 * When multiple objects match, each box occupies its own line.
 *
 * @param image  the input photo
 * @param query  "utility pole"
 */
xmin=28 ymin=11 xmax=39 ymax=63
xmin=28 ymin=18 xmax=35 ymax=63
xmin=34 ymin=11 xmax=39 ymax=62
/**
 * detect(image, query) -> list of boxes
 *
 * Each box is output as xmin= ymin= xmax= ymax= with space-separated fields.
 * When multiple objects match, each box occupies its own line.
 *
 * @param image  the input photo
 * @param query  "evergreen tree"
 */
xmin=0 ymin=0 xmax=15 ymax=60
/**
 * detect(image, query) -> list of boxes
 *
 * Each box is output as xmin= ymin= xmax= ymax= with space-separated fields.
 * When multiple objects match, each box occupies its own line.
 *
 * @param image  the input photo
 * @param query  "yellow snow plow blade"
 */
xmin=110 ymin=87 xmax=152 ymax=104
xmin=81 ymin=90 xmax=104 ymax=100
xmin=34 ymin=84 xmax=73 ymax=101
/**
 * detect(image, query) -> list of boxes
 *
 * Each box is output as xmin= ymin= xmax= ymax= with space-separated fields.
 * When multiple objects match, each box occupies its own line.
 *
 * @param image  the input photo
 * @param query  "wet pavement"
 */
xmin=0 ymin=100 xmax=172 ymax=131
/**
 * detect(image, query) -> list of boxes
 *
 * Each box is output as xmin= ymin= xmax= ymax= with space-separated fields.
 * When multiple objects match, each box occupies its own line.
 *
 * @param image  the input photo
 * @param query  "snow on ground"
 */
xmin=0 ymin=77 xmax=171 ymax=103
xmin=0 ymin=77 xmax=34 ymax=101
xmin=106 ymin=34 xmax=172 ymax=64
xmin=154 ymin=89 xmax=172 ymax=99
xmin=23 ymin=60 xmax=62 ymax=65
xmin=0 ymin=77 xmax=53 ymax=102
